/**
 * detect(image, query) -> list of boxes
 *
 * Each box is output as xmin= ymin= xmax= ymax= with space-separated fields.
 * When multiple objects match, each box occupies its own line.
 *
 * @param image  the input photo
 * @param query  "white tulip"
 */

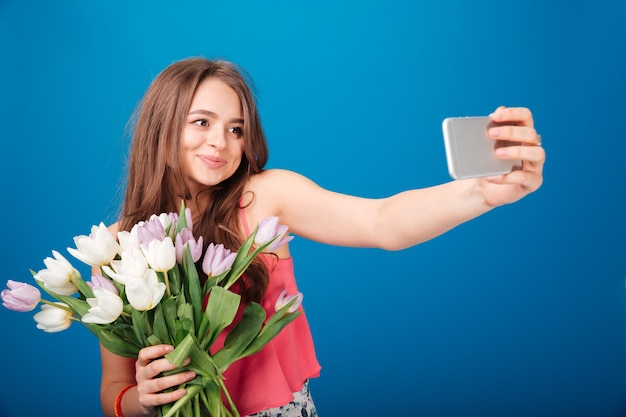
xmin=67 ymin=222 xmax=120 ymax=267
xmin=34 ymin=250 xmax=79 ymax=296
xmin=34 ymin=303 xmax=73 ymax=333
xmin=117 ymin=227 xmax=140 ymax=252
xmin=126 ymin=269 xmax=166 ymax=311
xmin=141 ymin=237 xmax=176 ymax=272
xmin=82 ymin=288 xmax=124 ymax=324
xmin=102 ymin=246 xmax=148 ymax=285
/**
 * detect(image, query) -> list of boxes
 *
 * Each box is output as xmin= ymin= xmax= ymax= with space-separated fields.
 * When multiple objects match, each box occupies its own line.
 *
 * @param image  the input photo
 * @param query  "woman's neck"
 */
xmin=182 ymin=191 xmax=212 ymax=224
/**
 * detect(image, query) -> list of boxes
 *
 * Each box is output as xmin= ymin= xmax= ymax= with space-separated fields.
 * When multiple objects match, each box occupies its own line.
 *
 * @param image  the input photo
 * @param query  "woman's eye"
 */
xmin=229 ymin=127 xmax=243 ymax=137
xmin=194 ymin=119 xmax=208 ymax=127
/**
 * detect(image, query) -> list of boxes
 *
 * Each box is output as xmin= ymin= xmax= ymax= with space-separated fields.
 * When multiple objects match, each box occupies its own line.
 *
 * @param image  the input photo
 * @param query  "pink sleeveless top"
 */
xmin=209 ymin=208 xmax=321 ymax=416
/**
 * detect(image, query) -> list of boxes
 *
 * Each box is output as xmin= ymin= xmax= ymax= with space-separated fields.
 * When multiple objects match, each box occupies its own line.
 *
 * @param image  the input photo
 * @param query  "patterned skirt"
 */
xmin=247 ymin=380 xmax=317 ymax=417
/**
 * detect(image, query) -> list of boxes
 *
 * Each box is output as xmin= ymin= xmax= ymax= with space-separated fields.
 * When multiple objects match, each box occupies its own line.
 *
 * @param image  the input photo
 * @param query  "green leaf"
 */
xmin=86 ymin=325 xmax=140 ymax=357
xmin=109 ymin=321 xmax=142 ymax=347
xmin=238 ymin=297 xmax=301 ymax=357
xmin=201 ymin=286 xmax=241 ymax=350
xmin=165 ymin=334 xmax=220 ymax=380
xmin=212 ymin=302 xmax=266 ymax=371
xmin=240 ymin=310 xmax=301 ymax=359
xmin=176 ymin=303 xmax=194 ymax=333
xmin=35 ymin=282 xmax=91 ymax=317
xmin=147 ymin=334 xmax=162 ymax=346
xmin=220 ymin=227 xmax=278 ymax=290
xmin=175 ymin=199 xmax=188 ymax=235
xmin=258 ymin=296 xmax=298 ymax=333
xmin=72 ymin=270 xmax=94 ymax=299
xmin=163 ymin=264 xmax=183 ymax=295
xmin=131 ymin=309 xmax=148 ymax=346
xmin=203 ymin=381 xmax=229 ymax=417
xmin=161 ymin=383 xmax=203 ymax=417
xmin=182 ymin=247 xmax=203 ymax=333
xmin=202 ymin=275 xmax=218 ymax=294
xmin=160 ymin=297 xmax=178 ymax=342
xmin=220 ymin=229 xmax=257 ymax=289
xmin=175 ymin=318 xmax=194 ymax=344
xmin=152 ymin=304 xmax=171 ymax=345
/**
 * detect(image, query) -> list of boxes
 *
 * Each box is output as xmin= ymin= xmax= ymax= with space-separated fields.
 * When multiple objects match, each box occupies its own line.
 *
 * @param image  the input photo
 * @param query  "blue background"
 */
xmin=1 ymin=1 xmax=625 ymax=416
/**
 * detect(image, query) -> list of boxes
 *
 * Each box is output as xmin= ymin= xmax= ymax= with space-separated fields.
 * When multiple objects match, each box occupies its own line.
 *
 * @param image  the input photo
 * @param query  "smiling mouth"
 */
xmin=198 ymin=155 xmax=226 ymax=168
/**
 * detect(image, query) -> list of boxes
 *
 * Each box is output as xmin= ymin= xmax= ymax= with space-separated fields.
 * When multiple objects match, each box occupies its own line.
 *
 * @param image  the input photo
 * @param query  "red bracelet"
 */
xmin=114 ymin=384 xmax=136 ymax=417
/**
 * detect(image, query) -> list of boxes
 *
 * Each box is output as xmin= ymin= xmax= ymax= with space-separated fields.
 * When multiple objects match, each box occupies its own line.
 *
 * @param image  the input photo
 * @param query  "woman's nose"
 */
xmin=206 ymin=126 xmax=225 ymax=149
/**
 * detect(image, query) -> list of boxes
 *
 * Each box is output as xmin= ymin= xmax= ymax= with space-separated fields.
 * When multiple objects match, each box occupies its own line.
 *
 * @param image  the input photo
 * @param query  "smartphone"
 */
xmin=442 ymin=116 xmax=521 ymax=180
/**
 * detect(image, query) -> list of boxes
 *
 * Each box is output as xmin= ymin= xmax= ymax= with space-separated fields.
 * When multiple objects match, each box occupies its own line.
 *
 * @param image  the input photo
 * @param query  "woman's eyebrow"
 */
xmin=189 ymin=109 xmax=244 ymax=124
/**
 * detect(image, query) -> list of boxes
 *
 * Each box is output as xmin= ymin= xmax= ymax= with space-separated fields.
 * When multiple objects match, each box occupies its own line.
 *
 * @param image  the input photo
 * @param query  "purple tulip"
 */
xmin=171 ymin=208 xmax=193 ymax=231
xmin=88 ymin=273 xmax=119 ymax=295
xmin=274 ymin=290 xmax=303 ymax=313
xmin=202 ymin=243 xmax=237 ymax=277
xmin=1 ymin=280 xmax=41 ymax=312
xmin=136 ymin=217 xmax=166 ymax=245
xmin=175 ymin=228 xmax=204 ymax=264
xmin=183 ymin=208 xmax=193 ymax=231
xmin=255 ymin=216 xmax=294 ymax=252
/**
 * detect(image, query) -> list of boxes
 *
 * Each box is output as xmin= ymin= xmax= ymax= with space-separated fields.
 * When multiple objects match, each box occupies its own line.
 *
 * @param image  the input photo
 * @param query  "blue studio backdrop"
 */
xmin=1 ymin=1 xmax=625 ymax=416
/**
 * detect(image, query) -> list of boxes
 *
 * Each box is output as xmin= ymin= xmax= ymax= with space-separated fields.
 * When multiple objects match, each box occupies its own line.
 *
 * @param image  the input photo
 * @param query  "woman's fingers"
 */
xmin=490 ymin=106 xmax=534 ymax=127
xmin=489 ymin=123 xmax=539 ymax=145
xmin=134 ymin=344 xmax=196 ymax=408
xmin=137 ymin=370 xmax=196 ymax=408
xmin=495 ymin=143 xmax=546 ymax=166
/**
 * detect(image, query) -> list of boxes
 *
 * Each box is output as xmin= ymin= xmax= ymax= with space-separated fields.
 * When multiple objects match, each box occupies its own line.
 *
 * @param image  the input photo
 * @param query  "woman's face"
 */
xmin=181 ymin=77 xmax=246 ymax=197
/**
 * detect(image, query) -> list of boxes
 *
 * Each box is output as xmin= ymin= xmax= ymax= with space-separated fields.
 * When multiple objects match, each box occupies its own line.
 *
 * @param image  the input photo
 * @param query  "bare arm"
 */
xmin=248 ymin=170 xmax=491 ymax=250
xmin=247 ymin=107 xmax=544 ymax=250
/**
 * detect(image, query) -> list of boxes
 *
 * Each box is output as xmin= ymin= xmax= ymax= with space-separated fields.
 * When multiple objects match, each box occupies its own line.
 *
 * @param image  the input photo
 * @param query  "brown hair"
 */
xmin=120 ymin=57 xmax=269 ymax=302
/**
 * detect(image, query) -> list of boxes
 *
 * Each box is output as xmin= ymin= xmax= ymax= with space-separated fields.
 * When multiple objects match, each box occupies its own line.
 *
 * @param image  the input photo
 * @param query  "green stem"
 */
xmin=40 ymin=299 xmax=73 ymax=312
xmin=217 ymin=377 xmax=240 ymax=417
xmin=145 ymin=313 xmax=152 ymax=336
xmin=163 ymin=270 xmax=171 ymax=297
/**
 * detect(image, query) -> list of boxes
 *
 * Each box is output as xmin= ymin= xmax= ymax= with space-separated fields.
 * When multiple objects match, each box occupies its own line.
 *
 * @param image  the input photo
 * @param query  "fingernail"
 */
xmin=490 ymin=127 xmax=501 ymax=137
xmin=496 ymin=147 xmax=508 ymax=157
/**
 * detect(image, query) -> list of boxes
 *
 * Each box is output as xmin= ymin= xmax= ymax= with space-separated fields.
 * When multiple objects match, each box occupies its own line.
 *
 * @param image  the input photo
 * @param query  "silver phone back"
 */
xmin=442 ymin=116 xmax=520 ymax=179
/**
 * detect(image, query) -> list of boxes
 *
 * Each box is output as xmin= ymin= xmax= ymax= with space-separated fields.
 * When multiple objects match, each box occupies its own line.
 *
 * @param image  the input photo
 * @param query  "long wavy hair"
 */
xmin=119 ymin=57 xmax=269 ymax=303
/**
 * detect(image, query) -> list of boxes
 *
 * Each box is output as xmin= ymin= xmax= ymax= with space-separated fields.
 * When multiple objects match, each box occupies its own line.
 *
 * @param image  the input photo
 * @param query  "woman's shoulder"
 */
xmin=247 ymin=168 xmax=314 ymax=190
xmin=242 ymin=169 xmax=304 ymax=221
xmin=250 ymin=168 xmax=296 ymax=181
xmin=107 ymin=221 xmax=120 ymax=236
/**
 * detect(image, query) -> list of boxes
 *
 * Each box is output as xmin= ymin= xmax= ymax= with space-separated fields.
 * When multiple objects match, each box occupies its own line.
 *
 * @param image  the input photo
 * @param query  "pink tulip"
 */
xmin=1 ymin=280 xmax=41 ymax=312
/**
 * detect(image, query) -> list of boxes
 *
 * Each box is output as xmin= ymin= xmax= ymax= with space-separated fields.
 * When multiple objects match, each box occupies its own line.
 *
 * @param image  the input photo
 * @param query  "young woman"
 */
xmin=99 ymin=57 xmax=545 ymax=417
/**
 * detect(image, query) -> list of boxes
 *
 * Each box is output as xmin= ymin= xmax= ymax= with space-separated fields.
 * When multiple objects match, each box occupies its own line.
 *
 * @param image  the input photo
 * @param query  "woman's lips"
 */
xmin=198 ymin=154 xmax=226 ymax=168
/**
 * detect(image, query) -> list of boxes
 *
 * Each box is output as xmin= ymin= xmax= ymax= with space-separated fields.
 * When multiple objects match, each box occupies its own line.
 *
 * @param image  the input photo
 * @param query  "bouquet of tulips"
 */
xmin=1 ymin=202 xmax=303 ymax=417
